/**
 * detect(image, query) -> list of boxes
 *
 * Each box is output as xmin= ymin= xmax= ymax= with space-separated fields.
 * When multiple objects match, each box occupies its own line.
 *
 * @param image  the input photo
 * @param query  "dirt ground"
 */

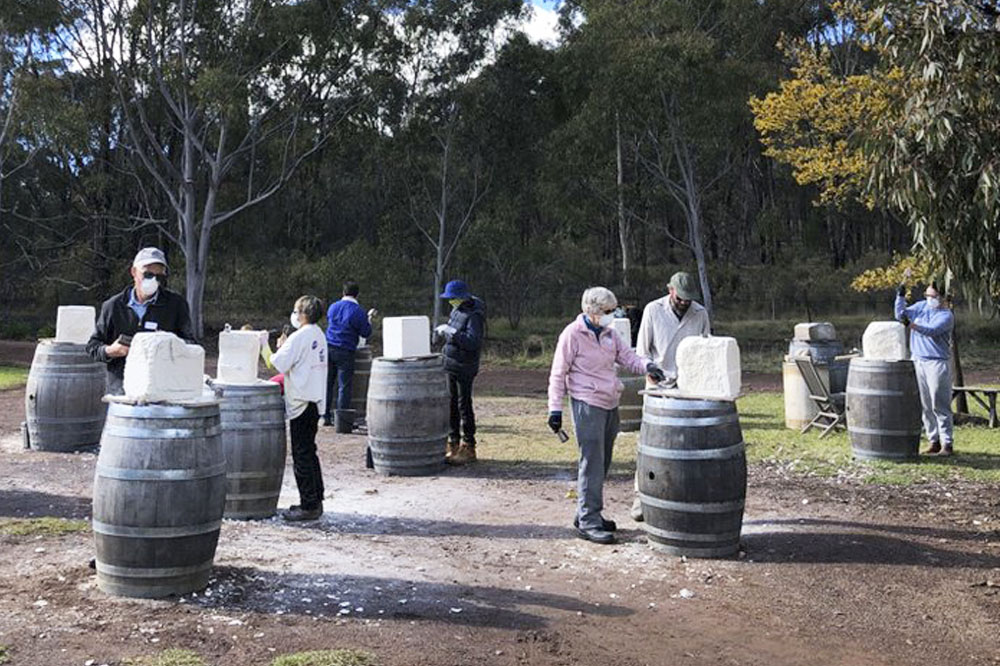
xmin=1 ymin=360 xmax=999 ymax=665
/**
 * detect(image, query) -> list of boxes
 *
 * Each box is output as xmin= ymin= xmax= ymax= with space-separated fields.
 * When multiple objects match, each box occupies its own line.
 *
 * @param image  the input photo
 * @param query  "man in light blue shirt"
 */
xmin=895 ymin=282 xmax=955 ymax=455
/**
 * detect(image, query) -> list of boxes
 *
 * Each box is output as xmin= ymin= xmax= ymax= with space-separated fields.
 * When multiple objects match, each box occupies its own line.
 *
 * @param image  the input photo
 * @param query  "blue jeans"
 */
xmin=325 ymin=345 xmax=356 ymax=418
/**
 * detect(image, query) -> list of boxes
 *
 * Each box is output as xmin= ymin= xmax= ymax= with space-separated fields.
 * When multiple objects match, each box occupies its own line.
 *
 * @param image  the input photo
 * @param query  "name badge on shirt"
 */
xmin=144 ymin=321 xmax=159 ymax=331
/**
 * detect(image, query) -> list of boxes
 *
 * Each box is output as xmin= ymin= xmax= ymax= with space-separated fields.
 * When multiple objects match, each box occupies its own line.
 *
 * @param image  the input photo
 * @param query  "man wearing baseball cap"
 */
xmin=86 ymin=247 xmax=196 ymax=394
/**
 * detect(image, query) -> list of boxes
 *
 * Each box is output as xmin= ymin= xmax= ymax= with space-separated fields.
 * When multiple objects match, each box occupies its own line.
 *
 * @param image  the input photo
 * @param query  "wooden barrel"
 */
xmin=25 ymin=340 xmax=106 ymax=452
xmin=846 ymin=358 xmax=922 ymax=461
xmin=366 ymin=355 xmax=449 ymax=476
xmin=637 ymin=394 xmax=746 ymax=558
xmin=350 ymin=346 xmax=373 ymax=420
xmin=92 ymin=401 xmax=226 ymax=598
xmin=215 ymin=381 xmax=286 ymax=520
xmin=617 ymin=371 xmax=644 ymax=432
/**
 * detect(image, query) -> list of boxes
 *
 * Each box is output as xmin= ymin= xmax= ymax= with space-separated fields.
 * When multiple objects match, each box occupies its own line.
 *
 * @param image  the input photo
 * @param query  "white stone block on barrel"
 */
xmin=862 ymin=321 xmax=907 ymax=361
xmin=382 ymin=316 xmax=430 ymax=359
xmin=55 ymin=306 xmax=96 ymax=344
xmin=676 ymin=336 xmax=741 ymax=401
xmin=611 ymin=318 xmax=632 ymax=347
xmin=123 ymin=332 xmax=206 ymax=402
xmin=793 ymin=322 xmax=836 ymax=342
xmin=217 ymin=330 xmax=261 ymax=384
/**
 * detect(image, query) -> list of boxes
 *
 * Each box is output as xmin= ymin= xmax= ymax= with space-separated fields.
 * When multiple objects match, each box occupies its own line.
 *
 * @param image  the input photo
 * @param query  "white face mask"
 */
xmin=140 ymin=277 xmax=159 ymax=298
xmin=598 ymin=313 xmax=614 ymax=328
xmin=926 ymin=297 xmax=940 ymax=309
xmin=290 ymin=311 xmax=303 ymax=329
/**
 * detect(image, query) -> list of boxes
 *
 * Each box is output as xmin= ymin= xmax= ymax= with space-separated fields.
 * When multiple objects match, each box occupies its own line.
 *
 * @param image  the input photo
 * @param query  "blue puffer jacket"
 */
xmin=443 ymin=296 xmax=486 ymax=376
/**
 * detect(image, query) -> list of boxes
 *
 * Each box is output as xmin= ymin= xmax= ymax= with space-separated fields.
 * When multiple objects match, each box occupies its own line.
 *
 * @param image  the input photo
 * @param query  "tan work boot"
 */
xmin=922 ymin=440 xmax=942 ymax=456
xmin=446 ymin=439 xmax=459 ymax=460
xmin=449 ymin=442 xmax=477 ymax=465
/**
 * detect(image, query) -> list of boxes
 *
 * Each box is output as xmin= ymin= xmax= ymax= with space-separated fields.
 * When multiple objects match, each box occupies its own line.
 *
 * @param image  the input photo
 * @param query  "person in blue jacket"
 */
xmin=895 ymin=280 xmax=955 ymax=456
xmin=324 ymin=280 xmax=375 ymax=429
xmin=434 ymin=280 xmax=485 ymax=464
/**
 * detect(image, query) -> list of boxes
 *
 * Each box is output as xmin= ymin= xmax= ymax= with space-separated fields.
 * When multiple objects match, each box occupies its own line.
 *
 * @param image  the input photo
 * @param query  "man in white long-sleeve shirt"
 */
xmin=631 ymin=272 xmax=711 ymax=521
xmin=636 ymin=272 xmax=711 ymax=385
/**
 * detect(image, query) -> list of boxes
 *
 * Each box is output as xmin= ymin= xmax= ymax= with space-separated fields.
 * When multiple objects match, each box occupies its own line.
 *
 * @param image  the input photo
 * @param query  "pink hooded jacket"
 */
xmin=548 ymin=316 xmax=650 ymax=413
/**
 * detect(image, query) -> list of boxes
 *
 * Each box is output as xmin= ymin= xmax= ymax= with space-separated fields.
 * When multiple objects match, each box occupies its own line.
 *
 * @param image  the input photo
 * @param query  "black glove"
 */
xmin=547 ymin=412 xmax=562 ymax=433
xmin=897 ymin=284 xmax=906 ymax=297
xmin=646 ymin=363 xmax=666 ymax=383
xmin=900 ymin=313 xmax=910 ymax=327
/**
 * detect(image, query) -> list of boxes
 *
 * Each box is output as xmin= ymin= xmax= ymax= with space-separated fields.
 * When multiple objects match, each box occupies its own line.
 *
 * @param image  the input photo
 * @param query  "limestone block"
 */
xmin=123 ymin=332 xmax=206 ymax=402
xmin=862 ymin=321 xmax=907 ymax=361
xmin=793 ymin=322 xmax=836 ymax=342
xmin=55 ymin=306 xmax=96 ymax=344
xmin=611 ymin=318 xmax=632 ymax=347
xmin=217 ymin=330 xmax=261 ymax=384
xmin=676 ymin=336 xmax=741 ymax=401
xmin=383 ymin=316 xmax=430 ymax=359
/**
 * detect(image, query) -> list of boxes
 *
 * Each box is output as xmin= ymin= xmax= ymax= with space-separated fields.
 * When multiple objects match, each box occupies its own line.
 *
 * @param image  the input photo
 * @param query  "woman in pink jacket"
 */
xmin=547 ymin=287 xmax=664 ymax=544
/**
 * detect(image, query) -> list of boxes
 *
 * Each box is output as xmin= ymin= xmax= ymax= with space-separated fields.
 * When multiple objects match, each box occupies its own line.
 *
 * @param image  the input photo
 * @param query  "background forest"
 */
xmin=1 ymin=0 xmax=997 ymax=349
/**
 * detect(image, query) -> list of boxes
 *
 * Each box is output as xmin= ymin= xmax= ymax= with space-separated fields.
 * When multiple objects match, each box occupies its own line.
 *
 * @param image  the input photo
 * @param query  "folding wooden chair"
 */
xmin=793 ymin=356 xmax=847 ymax=438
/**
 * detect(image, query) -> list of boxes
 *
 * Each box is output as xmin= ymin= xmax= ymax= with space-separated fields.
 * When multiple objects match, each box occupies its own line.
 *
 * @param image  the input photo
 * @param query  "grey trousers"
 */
xmin=914 ymin=358 xmax=953 ymax=447
xmin=571 ymin=398 xmax=620 ymax=530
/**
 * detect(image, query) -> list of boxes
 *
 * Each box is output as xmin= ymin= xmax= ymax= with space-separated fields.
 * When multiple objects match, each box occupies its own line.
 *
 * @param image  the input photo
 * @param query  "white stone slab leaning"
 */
xmin=793 ymin=322 xmax=836 ymax=342
xmin=123 ymin=332 xmax=206 ymax=402
xmin=862 ymin=321 xmax=908 ymax=361
xmin=217 ymin=330 xmax=261 ymax=384
xmin=382 ymin=316 xmax=430 ymax=359
xmin=55 ymin=306 xmax=96 ymax=344
xmin=676 ymin=335 xmax=741 ymax=401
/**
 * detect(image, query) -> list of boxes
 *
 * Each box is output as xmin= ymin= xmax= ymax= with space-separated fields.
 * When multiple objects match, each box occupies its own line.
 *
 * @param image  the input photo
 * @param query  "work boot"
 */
xmin=281 ymin=504 xmax=323 ymax=522
xmin=938 ymin=445 xmax=954 ymax=457
xmin=922 ymin=440 xmax=942 ymax=456
xmin=449 ymin=442 xmax=477 ymax=465
xmin=576 ymin=527 xmax=615 ymax=545
xmin=445 ymin=439 xmax=460 ymax=460
xmin=630 ymin=497 xmax=644 ymax=522
xmin=574 ymin=516 xmax=617 ymax=532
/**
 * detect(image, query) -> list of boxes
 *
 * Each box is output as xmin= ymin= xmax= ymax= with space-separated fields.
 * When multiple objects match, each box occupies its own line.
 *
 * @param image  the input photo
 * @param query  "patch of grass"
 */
xmin=0 ymin=517 xmax=90 ymax=537
xmin=270 ymin=650 xmax=377 ymax=666
xmin=742 ymin=392 xmax=1000 ymax=485
xmin=476 ymin=394 xmax=1000 ymax=487
xmin=0 ymin=365 xmax=28 ymax=391
xmin=0 ymin=644 xmax=10 ymax=664
xmin=124 ymin=649 xmax=208 ymax=666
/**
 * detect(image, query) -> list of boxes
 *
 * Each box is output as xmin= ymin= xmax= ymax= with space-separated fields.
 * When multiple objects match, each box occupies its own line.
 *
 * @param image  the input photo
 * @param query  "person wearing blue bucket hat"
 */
xmin=434 ymin=279 xmax=486 ymax=464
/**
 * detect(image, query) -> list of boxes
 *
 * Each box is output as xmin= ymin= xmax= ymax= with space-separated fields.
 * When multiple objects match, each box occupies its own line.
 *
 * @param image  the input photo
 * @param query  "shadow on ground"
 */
xmin=187 ymin=566 xmax=633 ymax=630
xmin=0 ymin=489 xmax=90 ymax=519
xmin=743 ymin=518 xmax=1000 ymax=568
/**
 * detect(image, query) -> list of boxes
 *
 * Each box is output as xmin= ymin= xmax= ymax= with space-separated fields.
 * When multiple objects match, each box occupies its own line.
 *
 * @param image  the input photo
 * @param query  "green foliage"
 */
xmin=861 ymin=1 xmax=1000 ymax=306
xmin=0 ymin=644 xmax=9 ymax=665
xmin=269 ymin=650 xmax=377 ymax=666
xmin=124 ymin=650 xmax=208 ymax=666
xmin=0 ymin=517 xmax=90 ymax=536
xmin=0 ymin=366 xmax=28 ymax=391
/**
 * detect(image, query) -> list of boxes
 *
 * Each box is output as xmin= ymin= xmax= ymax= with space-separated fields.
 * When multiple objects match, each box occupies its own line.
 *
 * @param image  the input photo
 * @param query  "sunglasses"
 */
xmin=142 ymin=271 xmax=166 ymax=280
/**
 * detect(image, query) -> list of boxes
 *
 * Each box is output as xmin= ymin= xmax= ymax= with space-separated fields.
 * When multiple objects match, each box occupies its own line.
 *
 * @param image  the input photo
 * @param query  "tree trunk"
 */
xmin=616 ymin=110 xmax=629 ymax=289
xmin=951 ymin=320 xmax=968 ymax=413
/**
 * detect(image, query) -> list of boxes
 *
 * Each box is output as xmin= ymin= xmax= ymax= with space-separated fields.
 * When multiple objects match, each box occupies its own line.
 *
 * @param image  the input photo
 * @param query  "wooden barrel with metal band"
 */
xmin=637 ymin=394 xmax=747 ymax=558
xmin=846 ymin=358 xmax=922 ymax=461
xmin=25 ymin=340 xmax=106 ymax=452
xmin=92 ymin=400 xmax=226 ymax=598
xmin=214 ymin=381 xmax=286 ymax=519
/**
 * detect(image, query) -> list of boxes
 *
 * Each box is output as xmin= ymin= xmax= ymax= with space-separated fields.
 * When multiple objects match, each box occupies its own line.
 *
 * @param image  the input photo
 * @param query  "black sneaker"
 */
xmin=282 ymin=504 xmax=323 ymax=522
xmin=574 ymin=516 xmax=617 ymax=532
xmin=576 ymin=527 xmax=615 ymax=545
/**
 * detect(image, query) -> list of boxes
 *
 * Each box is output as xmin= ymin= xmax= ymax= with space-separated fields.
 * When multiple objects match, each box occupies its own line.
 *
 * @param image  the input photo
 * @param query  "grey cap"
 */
xmin=133 ymin=247 xmax=168 ymax=270
xmin=668 ymin=271 xmax=700 ymax=301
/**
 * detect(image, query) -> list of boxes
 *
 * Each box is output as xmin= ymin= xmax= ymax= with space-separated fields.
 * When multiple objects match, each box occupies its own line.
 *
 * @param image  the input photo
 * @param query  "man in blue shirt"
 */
xmin=323 ymin=281 xmax=374 ymax=430
xmin=895 ymin=281 xmax=955 ymax=455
